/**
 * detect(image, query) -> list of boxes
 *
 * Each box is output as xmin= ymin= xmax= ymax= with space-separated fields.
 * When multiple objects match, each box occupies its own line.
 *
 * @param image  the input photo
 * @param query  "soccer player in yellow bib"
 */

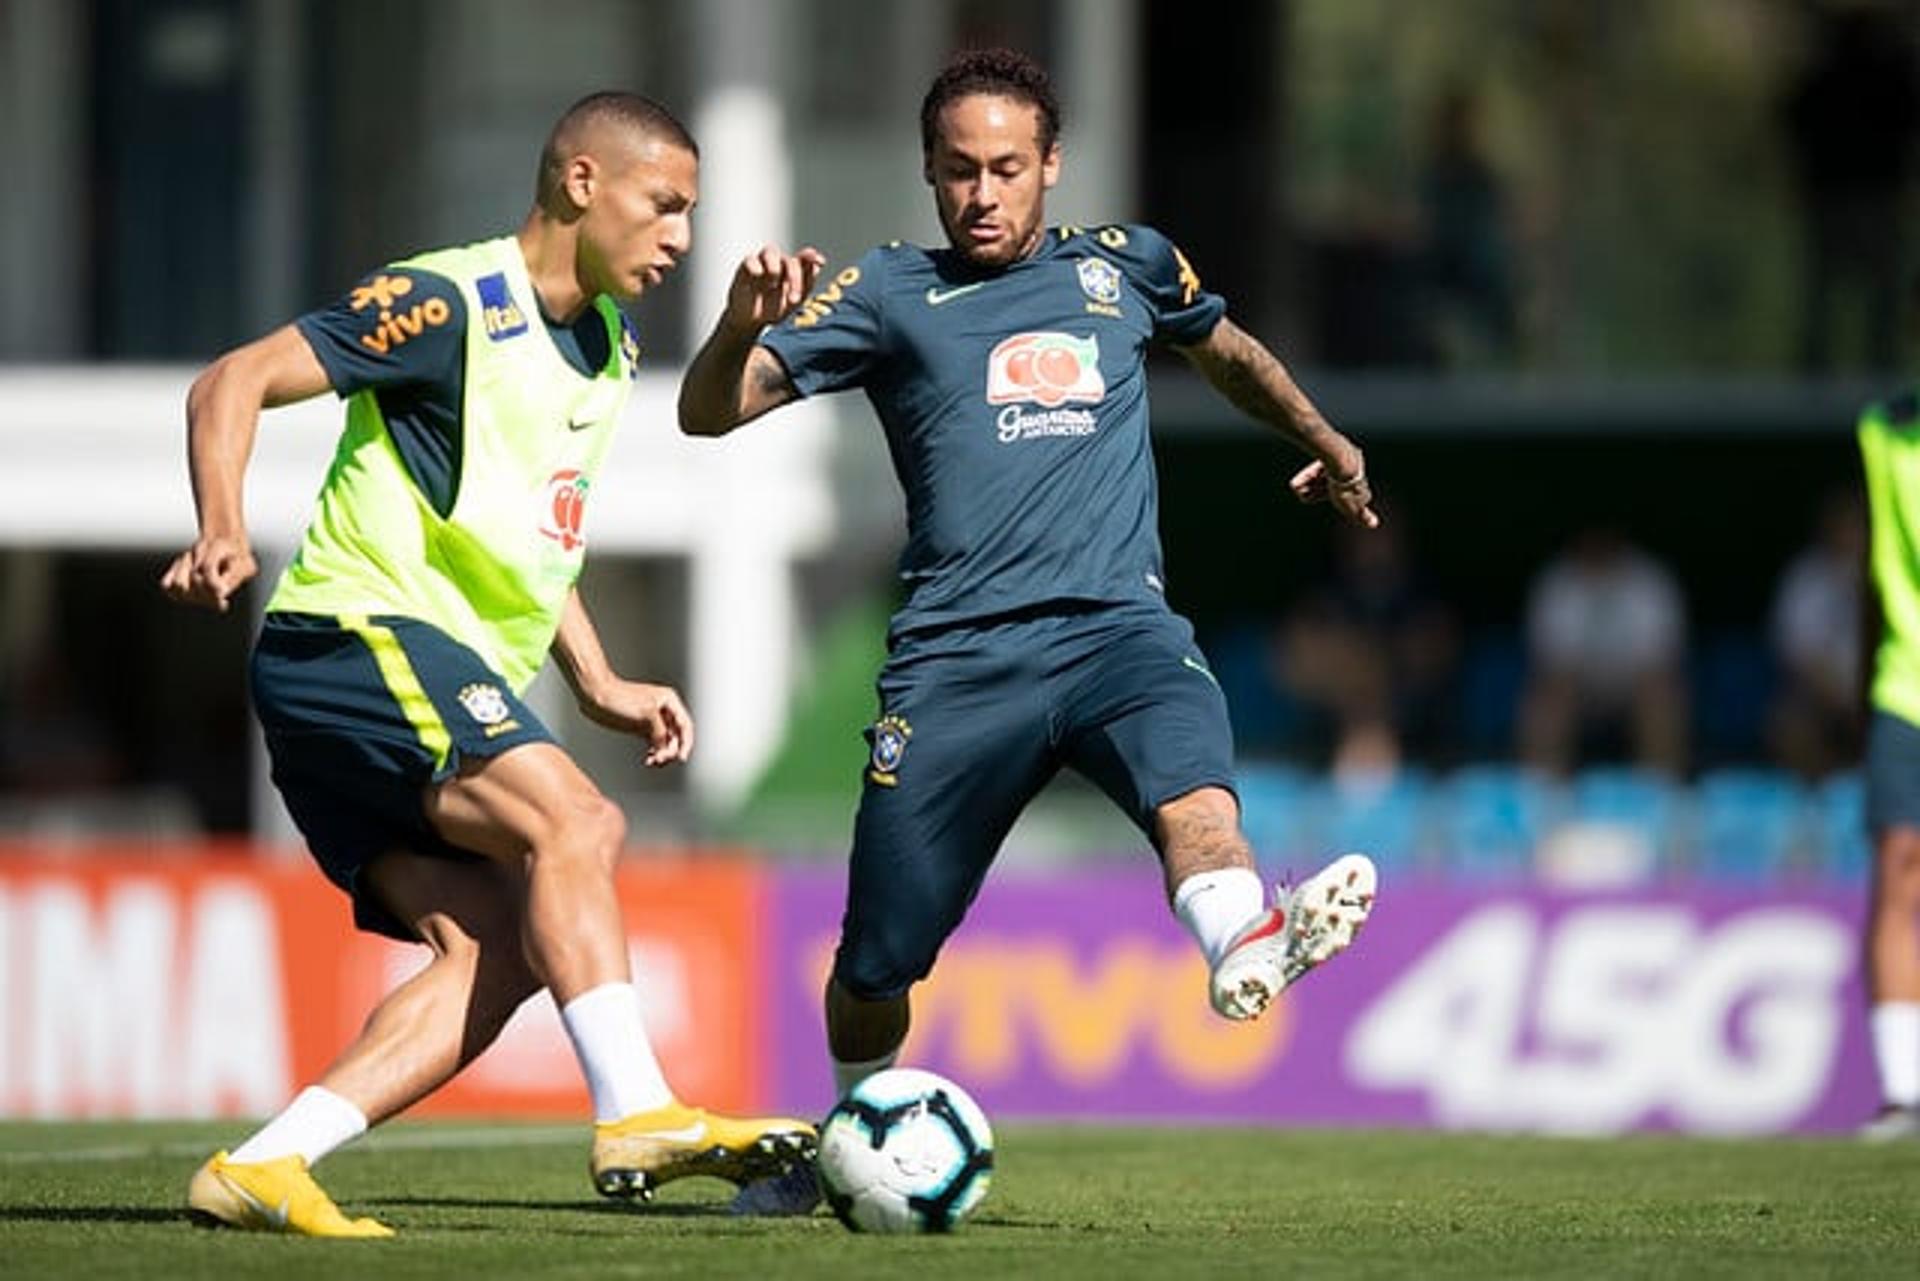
xmin=1859 ymin=390 xmax=1920 ymax=1140
xmin=161 ymin=92 xmax=812 ymax=1237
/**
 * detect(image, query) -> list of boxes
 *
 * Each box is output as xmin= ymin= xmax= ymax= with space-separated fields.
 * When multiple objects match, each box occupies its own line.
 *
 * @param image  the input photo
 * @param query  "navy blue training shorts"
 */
xmin=832 ymin=602 xmax=1239 ymax=1000
xmin=1866 ymin=708 xmax=1920 ymax=836
xmin=250 ymin=611 xmax=555 ymax=940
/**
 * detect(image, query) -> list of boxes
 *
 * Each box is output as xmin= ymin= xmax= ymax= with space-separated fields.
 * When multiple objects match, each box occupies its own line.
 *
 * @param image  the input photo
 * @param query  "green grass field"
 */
xmin=2 ymin=1120 xmax=1915 ymax=1279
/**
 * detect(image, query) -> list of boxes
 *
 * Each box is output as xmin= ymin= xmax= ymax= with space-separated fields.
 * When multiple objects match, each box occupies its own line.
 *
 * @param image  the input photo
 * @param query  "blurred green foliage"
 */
xmin=1288 ymin=0 xmax=1894 ymax=372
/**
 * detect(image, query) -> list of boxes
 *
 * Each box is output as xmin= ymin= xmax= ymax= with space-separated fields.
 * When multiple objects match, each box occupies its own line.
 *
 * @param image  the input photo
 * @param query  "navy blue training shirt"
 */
xmin=295 ymin=265 xmax=616 ymax=517
xmin=760 ymin=223 xmax=1227 ymax=638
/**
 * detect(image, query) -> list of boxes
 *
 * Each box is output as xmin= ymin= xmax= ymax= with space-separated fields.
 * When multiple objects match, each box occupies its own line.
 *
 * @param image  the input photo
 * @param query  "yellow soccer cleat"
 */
xmin=591 ymin=1102 xmax=817 ymax=1202
xmin=186 ymin=1150 xmax=394 ymax=1238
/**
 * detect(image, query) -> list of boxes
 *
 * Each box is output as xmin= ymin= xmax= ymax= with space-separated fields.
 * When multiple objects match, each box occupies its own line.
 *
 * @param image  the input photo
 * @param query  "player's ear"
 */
xmin=1041 ymin=141 xmax=1062 ymax=190
xmin=563 ymin=154 xmax=598 ymax=213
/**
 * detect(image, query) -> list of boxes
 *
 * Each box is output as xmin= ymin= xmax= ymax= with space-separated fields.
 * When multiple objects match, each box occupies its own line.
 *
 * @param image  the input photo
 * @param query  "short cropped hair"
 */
xmin=920 ymin=48 xmax=1062 ymax=158
xmin=536 ymin=91 xmax=697 ymax=207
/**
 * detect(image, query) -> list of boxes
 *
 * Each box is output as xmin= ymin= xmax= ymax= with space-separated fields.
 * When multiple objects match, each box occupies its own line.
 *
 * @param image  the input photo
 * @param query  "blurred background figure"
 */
xmin=1857 ymin=386 xmax=1920 ymax=1139
xmin=1271 ymin=516 xmax=1460 ymax=779
xmin=1769 ymin=488 xmax=1867 ymax=779
xmin=1418 ymin=87 xmax=1518 ymax=368
xmin=1303 ymin=189 xmax=1432 ymax=370
xmin=1519 ymin=528 xmax=1689 ymax=777
xmin=1781 ymin=5 xmax=1920 ymax=374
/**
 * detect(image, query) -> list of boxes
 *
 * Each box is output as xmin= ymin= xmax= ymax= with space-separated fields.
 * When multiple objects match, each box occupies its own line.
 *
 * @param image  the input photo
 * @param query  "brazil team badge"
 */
xmin=1077 ymin=257 xmax=1122 ymax=306
xmin=867 ymin=714 xmax=913 ymax=787
xmin=458 ymin=682 xmax=521 ymax=737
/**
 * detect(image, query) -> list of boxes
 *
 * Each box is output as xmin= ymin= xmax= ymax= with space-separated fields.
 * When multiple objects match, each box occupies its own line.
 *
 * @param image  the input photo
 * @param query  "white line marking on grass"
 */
xmin=0 ymin=1124 xmax=582 ymax=1165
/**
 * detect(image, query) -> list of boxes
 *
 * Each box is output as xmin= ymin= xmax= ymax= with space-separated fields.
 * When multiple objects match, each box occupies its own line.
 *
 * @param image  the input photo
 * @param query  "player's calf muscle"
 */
xmin=1155 ymin=789 xmax=1253 ymax=885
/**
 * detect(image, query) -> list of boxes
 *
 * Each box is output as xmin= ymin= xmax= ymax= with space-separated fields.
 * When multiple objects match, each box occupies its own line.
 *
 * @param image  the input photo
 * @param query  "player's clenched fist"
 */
xmin=160 ymin=533 xmax=258 ymax=612
xmin=725 ymin=244 xmax=827 ymax=331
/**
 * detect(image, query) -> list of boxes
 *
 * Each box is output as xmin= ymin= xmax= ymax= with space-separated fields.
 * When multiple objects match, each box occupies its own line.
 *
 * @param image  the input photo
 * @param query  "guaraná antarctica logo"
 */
xmin=539 ymin=468 xmax=590 ymax=552
xmin=984 ymin=332 xmax=1104 ymax=444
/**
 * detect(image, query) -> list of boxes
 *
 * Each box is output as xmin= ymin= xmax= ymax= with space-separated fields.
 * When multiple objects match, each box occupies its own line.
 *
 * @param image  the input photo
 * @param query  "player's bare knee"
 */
xmin=1880 ymin=829 xmax=1920 ymax=904
xmin=526 ymin=791 xmax=626 ymax=875
xmin=413 ymin=911 xmax=484 ymax=970
xmin=577 ymin=792 xmax=628 ymax=870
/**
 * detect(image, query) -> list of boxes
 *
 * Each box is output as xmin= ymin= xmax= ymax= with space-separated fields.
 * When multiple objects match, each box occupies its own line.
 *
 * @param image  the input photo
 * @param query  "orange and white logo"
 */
xmin=539 ymin=469 xmax=590 ymax=552
xmin=349 ymin=273 xmax=452 ymax=355
xmin=986 ymin=332 xmax=1104 ymax=443
xmin=986 ymin=332 xmax=1104 ymax=408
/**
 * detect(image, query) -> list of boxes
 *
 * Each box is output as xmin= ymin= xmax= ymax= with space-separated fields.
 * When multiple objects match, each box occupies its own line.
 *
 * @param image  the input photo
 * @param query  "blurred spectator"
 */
xmin=1782 ymin=7 xmax=1920 ymax=373
xmin=1519 ymin=529 xmax=1688 ymax=776
xmin=1419 ymin=87 xmax=1518 ymax=366
xmin=1306 ymin=190 xmax=1434 ymax=368
xmin=1769 ymin=490 xmax=1867 ymax=778
xmin=1272 ymin=518 xmax=1461 ymax=778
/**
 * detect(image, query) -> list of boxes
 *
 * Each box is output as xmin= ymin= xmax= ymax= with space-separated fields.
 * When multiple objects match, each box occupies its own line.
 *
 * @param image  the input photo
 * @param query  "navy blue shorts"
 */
xmin=250 ymin=611 xmax=555 ymax=940
xmin=832 ymin=603 xmax=1239 ymax=1000
xmin=1866 ymin=709 xmax=1920 ymax=835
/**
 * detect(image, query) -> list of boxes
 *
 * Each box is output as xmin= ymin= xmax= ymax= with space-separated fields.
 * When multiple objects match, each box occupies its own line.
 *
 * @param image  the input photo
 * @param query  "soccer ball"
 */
xmin=816 ymin=1068 xmax=994 ymax=1234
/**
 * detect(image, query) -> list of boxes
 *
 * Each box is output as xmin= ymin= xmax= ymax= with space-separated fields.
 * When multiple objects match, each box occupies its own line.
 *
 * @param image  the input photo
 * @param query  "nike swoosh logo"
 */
xmin=567 ymin=417 xmax=594 ymax=432
xmin=231 ymin=1180 xmax=292 ymax=1228
xmin=925 ymin=283 xmax=986 ymax=306
xmin=645 ymin=1121 xmax=709 ymax=1143
xmin=1182 ymin=656 xmax=1220 ymax=688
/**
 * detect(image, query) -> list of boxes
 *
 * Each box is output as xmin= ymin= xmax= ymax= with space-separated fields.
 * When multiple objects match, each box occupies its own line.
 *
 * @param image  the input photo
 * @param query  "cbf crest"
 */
xmin=867 ymin=714 xmax=913 ymax=787
xmin=1077 ymin=257 xmax=1122 ymax=306
xmin=458 ymin=682 xmax=520 ymax=738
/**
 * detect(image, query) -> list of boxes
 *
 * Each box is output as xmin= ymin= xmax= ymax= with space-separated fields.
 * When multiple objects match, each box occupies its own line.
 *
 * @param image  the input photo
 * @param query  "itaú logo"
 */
xmin=538 ymin=469 xmax=590 ymax=552
xmin=985 ymin=332 xmax=1104 ymax=408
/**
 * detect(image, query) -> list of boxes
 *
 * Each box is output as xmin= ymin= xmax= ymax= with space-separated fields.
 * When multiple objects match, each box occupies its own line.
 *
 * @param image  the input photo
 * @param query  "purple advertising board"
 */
xmin=766 ymin=868 xmax=1877 ymax=1134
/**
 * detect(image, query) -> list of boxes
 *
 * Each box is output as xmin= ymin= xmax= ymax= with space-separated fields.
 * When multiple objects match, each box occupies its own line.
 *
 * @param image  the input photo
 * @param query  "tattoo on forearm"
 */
xmin=1198 ymin=322 xmax=1337 ymax=454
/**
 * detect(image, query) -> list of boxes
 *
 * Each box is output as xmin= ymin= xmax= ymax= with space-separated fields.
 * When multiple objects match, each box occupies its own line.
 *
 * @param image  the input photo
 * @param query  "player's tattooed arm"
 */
xmin=678 ymin=243 xmax=820 ymax=435
xmin=1180 ymin=317 xmax=1380 ymax=529
xmin=679 ymin=335 xmax=799 ymax=436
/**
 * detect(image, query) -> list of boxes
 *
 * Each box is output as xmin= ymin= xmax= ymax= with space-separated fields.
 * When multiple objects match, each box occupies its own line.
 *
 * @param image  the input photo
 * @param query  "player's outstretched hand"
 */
xmin=1289 ymin=458 xmax=1381 ymax=529
xmin=725 ymin=244 xmax=827 ymax=332
xmin=159 ymin=533 xmax=258 ymax=612
xmin=580 ymin=680 xmax=695 ymax=767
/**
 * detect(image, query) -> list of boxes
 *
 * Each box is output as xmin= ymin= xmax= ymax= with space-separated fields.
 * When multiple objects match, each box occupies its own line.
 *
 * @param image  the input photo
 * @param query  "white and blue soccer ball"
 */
xmin=816 ymin=1068 xmax=994 ymax=1234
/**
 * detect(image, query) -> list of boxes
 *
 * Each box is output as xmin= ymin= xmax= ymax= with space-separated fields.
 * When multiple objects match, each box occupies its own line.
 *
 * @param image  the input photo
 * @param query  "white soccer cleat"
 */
xmin=1209 ymin=852 xmax=1377 ymax=1021
xmin=1859 ymin=1105 xmax=1920 ymax=1143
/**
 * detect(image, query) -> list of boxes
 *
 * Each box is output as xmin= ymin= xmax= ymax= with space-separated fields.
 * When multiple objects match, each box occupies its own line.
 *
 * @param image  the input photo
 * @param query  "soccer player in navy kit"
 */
xmin=682 ymin=49 xmax=1379 ymax=1210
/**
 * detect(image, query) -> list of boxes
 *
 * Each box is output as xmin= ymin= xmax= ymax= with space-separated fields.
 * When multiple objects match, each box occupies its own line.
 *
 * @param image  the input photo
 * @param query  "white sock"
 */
xmin=1871 ymin=1001 xmax=1920 ymax=1108
xmin=1173 ymin=867 xmax=1268 ymax=969
xmin=228 ymin=1085 xmax=368 ymax=1166
xmin=832 ymin=1052 xmax=898 ymax=1097
xmin=560 ymin=982 xmax=675 ymax=1122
